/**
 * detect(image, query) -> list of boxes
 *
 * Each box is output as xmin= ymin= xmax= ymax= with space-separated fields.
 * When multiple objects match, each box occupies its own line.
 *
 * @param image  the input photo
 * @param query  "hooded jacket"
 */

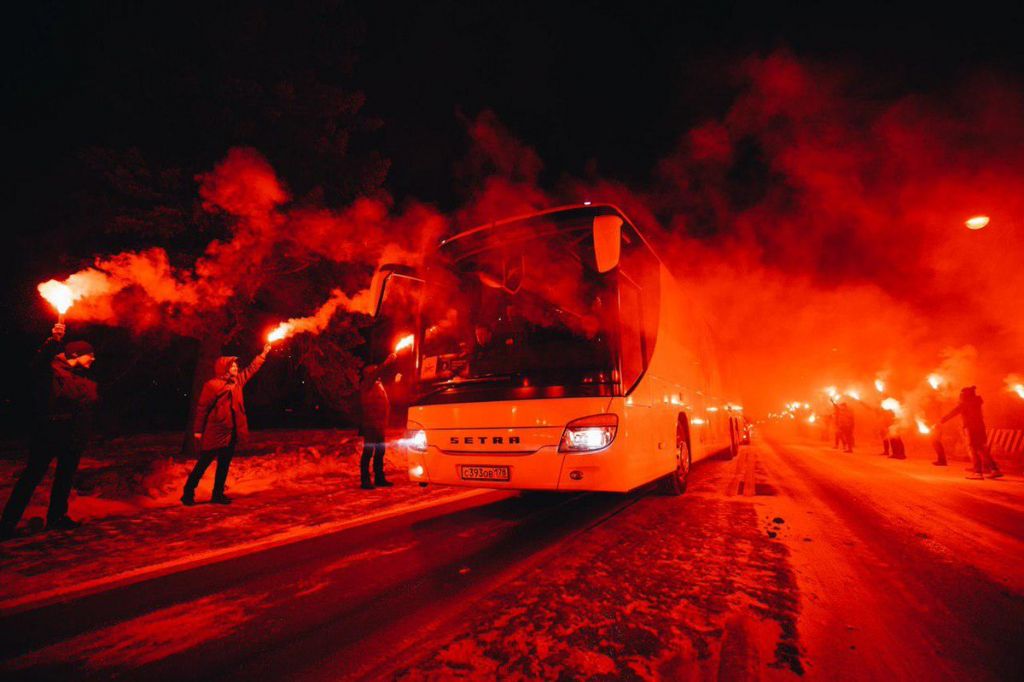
xmin=34 ymin=337 xmax=99 ymax=447
xmin=194 ymin=353 xmax=266 ymax=451
xmin=359 ymin=364 xmax=391 ymax=435
xmin=941 ymin=391 xmax=986 ymax=442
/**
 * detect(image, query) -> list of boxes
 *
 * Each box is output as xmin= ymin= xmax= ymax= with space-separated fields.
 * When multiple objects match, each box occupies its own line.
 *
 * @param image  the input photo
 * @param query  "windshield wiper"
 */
xmin=417 ymin=374 xmax=513 ymax=399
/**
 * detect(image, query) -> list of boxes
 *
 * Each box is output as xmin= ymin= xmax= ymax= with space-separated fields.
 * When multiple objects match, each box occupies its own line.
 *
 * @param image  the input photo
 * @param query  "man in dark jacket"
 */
xmin=836 ymin=403 xmax=855 ymax=453
xmin=1 ymin=324 xmax=98 ymax=539
xmin=359 ymin=352 xmax=398 ymax=490
xmin=182 ymin=344 xmax=271 ymax=505
xmin=940 ymin=386 xmax=1003 ymax=480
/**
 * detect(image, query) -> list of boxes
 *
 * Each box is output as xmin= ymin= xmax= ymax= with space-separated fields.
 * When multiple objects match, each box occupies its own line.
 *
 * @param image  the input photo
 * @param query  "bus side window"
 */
xmin=618 ymin=274 xmax=644 ymax=392
xmin=620 ymin=224 xmax=660 ymax=365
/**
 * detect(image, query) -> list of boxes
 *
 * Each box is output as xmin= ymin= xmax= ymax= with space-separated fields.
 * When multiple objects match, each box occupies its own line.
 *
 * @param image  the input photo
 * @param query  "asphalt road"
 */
xmin=2 ymin=436 xmax=1021 ymax=680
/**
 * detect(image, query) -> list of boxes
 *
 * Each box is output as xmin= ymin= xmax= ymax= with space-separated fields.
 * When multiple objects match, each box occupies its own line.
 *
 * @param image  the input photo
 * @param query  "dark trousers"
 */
xmin=967 ymin=436 xmax=999 ymax=474
xmin=360 ymin=429 xmax=387 ymax=483
xmin=887 ymin=437 xmax=906 ymax=459
xmin=184 ymin=444 xmax=236 ymax=497
xmin=1 ymin=428 xmax=82 ymax=528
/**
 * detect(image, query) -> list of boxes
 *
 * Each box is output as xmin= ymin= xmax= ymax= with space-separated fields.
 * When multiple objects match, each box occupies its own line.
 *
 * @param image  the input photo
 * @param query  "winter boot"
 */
xmin=47 ymin=515 xmax=81 ymax=531
xmin=211 ymin=494 xmax=233 ymax=505
xmin=374 ymin=477 xmax=394 ymax=488
xmin=181 ymin=491 xmax=195 ymax=506
xmin=360 ymin=479 xmax=375 ymax=490
xmin=965 ymin=472 xmax=984 ymax=480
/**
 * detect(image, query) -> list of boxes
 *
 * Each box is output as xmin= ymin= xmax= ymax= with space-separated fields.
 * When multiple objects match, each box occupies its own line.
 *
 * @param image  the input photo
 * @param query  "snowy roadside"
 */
xmin=0 ymin=430 xmax=470 ymax=610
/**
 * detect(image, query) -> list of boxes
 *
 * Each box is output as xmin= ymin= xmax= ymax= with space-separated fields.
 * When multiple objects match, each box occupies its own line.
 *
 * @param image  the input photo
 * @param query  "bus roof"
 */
xmin=439 ymin=203 xmax=663 ymax=266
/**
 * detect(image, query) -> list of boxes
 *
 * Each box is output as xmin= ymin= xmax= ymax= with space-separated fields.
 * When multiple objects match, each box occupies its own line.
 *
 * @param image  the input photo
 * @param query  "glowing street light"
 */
xmin=965 ymin=215 xmax=989 ymax=230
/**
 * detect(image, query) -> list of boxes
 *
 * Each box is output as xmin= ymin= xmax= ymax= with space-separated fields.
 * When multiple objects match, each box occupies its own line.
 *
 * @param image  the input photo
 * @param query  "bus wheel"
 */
xmin=660 ymin=441 xmax=691 ymax=496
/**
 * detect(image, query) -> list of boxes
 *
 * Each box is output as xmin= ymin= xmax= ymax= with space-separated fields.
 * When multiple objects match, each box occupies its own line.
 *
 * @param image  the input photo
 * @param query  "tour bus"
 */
xmin=371 ymin=204 xmax=742 ymax=494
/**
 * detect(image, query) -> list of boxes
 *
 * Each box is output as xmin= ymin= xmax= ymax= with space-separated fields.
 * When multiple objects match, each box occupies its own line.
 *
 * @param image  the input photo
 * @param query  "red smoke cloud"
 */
xmin=451 ymin=56 xmax=1023 ymax=421
xmin=37 ymin=53 xmax=1024 ymax=424
xmin=649 ymin=52 xmax=1024 ymax=416
xmin=47 ymin=148 xmax=445 ymax=338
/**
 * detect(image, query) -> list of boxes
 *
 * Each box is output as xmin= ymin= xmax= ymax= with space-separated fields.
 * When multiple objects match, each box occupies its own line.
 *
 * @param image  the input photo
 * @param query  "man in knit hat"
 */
xmin=182 ymin=343 xmax=272 ymax=505
xmin=1 ymin=323 xmax=98 ymax=540
xmin=940 ymin=386 xmax=1003 ymax=480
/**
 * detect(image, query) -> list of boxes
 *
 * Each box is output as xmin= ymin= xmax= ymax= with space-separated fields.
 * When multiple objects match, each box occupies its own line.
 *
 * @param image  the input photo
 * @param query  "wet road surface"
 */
xmin=2 ymin=437 xmax=1021 ymax=680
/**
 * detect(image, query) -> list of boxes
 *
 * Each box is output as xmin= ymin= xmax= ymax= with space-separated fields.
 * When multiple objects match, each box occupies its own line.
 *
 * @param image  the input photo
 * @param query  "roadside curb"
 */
xmin=0 ymin=488 xmax=491 ymax=617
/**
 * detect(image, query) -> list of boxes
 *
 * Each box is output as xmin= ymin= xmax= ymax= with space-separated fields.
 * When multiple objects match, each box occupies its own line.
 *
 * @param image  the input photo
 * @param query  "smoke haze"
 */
xmin=38 ymin=52 xmax=1023 ymax=419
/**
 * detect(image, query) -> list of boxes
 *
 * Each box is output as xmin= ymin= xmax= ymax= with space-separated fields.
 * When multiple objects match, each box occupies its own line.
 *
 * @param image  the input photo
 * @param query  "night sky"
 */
xmin=10 ymin=1 xmax=1023 ymax=214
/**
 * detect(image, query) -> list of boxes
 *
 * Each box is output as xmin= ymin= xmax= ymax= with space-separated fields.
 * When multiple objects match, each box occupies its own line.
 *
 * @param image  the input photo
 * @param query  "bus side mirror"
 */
xmin=368 ymin=270 xmax=392 ymax=317
xmin=593 ymin=215 xmax=623 ymax=273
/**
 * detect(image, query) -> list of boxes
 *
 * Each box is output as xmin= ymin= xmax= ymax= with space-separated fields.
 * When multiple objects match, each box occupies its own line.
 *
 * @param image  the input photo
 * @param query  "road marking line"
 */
xmin=744 ymin=448 xmax=758 ymax=497
xmin=0 ymin=488 xmax=492 ymax=616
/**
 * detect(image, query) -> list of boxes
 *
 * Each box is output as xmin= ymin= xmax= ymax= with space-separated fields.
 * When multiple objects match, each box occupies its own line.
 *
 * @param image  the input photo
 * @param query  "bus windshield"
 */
xmin=416 ymin=213 xmax=617 ymax=403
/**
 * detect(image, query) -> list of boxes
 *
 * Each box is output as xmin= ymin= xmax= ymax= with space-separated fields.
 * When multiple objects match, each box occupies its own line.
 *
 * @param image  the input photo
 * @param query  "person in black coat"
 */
xmin=1 ymin=324 xmax=98 ymax=539
xmin=182 ymin=345 xmax=271 ymax=506
xmin=940 ymin=386 xmax=1003 ymax=480
xmin=359 ymin=352 xmax=398 ymax=490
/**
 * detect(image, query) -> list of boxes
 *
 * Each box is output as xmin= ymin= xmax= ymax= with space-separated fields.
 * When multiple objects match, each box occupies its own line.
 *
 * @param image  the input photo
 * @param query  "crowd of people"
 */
xmin=0 ymin=324 xmax=403 ymax=541
xmin=826 ymin=387 xmax=1005 ymax=480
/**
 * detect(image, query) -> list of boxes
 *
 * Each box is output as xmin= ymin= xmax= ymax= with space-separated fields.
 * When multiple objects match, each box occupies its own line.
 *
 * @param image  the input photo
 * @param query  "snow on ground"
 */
xmin=395 ymin=454 xmax=805 ymax=680
xmin=0 ymin=430 xmax=465 ymax=606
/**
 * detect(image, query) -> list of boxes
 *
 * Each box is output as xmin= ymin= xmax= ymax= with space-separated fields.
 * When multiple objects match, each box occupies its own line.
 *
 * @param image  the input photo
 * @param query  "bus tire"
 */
xmin=660 ymin=441 xmax=691 ymax=496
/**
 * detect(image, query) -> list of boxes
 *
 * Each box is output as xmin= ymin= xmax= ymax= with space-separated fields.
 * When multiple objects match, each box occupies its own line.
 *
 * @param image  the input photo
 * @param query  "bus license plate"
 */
xmin=460 ymin=465 xmax=510 ymax=482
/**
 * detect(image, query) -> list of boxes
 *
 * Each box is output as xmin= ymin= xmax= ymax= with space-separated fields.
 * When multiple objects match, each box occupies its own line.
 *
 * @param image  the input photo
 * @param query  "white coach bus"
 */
xmin=371 ymin=204 xmax=742 ymax=494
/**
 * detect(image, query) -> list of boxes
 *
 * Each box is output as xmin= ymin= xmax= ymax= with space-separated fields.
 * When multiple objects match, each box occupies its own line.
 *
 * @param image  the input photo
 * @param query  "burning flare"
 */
xmin=267 ymin=322 xmax=292 ymax=343
xmin=38 ymin=280 xmax=75 ymax=316
xmin=394 ymin=334 xmax=415 ymax=353
xmin=874 ymin=378 xmax=885 ymax=393
xmin=1005 ymin=375 xmax=1024 ymax=400
xmin=881 ymin=398 xmax=903 ymax=416
xmin=965 ymin=215 xmax=990 ymax=230
xmin=845 ymin=389 xmax=860 ymax=401
xmin=916 ymin=419 xmax=931 ymax=435
xmin=927 ymin=373 xmax=943 ymax=390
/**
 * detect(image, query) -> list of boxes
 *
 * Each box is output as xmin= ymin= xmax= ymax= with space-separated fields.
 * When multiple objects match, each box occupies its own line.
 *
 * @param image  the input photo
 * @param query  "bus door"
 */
xmin=370 ymin=265 xmax=424 ymax=428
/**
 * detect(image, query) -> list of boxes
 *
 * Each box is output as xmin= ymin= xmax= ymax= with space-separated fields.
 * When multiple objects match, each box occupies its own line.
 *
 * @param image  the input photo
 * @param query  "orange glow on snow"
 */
xmin=965 ymin=215 xmax=989 ymax=230
xmin=394 ymin=334 xmax=415 ymax=353
xmin=38 ymin=280 xmax=75 ymax=315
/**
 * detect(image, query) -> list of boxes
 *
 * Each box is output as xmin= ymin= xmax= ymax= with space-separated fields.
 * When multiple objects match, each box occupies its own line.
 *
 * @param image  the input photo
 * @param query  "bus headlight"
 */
xmin=559 ymin=414 xmax=617 ymax=453
xmin=403 ymin=429 xmax=428 ymax=452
